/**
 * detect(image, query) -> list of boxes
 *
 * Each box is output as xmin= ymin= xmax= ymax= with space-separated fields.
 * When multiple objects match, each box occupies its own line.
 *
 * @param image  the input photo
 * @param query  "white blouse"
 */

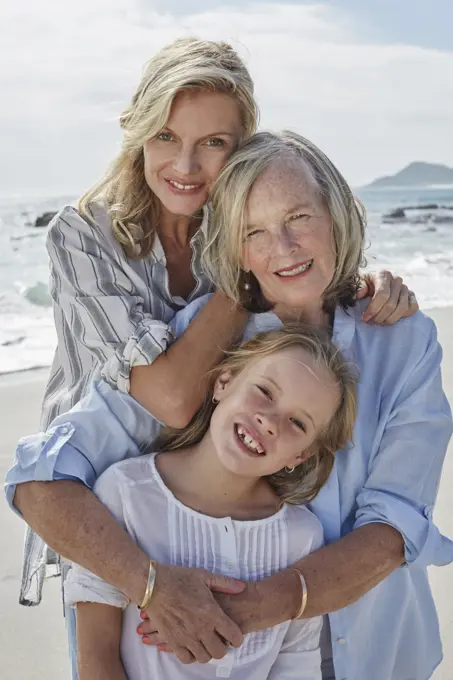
xmin=65 ymin=453 xmax=324 ymax=680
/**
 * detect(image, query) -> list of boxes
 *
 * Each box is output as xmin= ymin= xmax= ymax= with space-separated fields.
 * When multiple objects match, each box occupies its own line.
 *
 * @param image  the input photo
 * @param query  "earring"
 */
xmin=243 ymin=271 xmax=251 ymax=291
xmin=285 ymin=464 xmax=296 ymax=473
xmin=212 ymin=396 xmax=219 ymax=404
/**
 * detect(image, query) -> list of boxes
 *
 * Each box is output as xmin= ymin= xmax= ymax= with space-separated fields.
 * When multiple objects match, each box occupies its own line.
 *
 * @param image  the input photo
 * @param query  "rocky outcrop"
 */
xmin=34 ymin=211 xmax=57 ymax=227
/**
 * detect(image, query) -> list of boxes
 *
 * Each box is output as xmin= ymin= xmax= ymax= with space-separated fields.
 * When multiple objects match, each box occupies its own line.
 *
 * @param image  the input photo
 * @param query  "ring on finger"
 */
xmin=408 ymin=293 xmax=417 ymax=305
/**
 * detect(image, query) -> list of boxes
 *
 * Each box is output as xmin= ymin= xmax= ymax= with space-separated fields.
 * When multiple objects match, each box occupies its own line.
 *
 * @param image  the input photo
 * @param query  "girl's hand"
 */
xmin=137 ymin=564 xmax=245 ymax=664
xmin=358 ymin=271 xmax=419 ymax=324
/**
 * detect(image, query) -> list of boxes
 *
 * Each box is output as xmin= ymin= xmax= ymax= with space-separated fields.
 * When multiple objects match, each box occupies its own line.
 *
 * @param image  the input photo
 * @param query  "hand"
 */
xmin=139 ymin=571 xmax=298 ymax=653
xmin=358 ymin=270 xmax=419 ymax=324
xmin=137 ymin=564 xmax=245 ymax=664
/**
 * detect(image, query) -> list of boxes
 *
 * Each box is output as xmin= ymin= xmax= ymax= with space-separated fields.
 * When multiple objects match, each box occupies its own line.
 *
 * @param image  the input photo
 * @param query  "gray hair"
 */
xmin=204 ymin=130 xmax=366 ymax=311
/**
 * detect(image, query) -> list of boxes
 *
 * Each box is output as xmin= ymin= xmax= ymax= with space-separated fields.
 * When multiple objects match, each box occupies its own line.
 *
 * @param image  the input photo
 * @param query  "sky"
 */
xmin=1 ymin=0 xmax=452 ymax=196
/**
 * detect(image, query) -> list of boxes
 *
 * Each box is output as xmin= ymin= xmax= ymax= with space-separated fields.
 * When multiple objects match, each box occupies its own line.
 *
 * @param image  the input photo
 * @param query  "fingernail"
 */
xmin=142 ymin=636 xmax=149 ymax=644
xmin=362 ymin=314 xmax=370 ymax=322
xmin=137 ymin=626 xmax=143 ymax=634
xmin=139 ymin=611 xmax=147 ymax=620
xmin=157 ymin=644 xmax=165 ymax=652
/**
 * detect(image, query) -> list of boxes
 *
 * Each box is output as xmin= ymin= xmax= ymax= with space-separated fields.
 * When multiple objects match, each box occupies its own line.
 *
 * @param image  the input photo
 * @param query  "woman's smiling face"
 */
xmin=143 ymin=89 xmax=243 ymax=218
xmin=243 ymin=155 xmax=336 ymax=316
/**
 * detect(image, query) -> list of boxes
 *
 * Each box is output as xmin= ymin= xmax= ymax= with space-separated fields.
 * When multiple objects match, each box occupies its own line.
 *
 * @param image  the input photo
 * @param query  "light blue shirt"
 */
xmin=5 ymin=296 xmax=453 ymax=680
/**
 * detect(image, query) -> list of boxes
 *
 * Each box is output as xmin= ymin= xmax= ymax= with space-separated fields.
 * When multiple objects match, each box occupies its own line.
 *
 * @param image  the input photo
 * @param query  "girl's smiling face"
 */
xmin=144 ymin=89 xmax=243 ymax=218
xmin=209 ymin=346 xmax=340 ymax=479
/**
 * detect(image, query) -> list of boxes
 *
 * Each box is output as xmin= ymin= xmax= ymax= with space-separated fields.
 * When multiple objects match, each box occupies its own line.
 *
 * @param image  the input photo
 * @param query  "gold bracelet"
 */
xmin=292 ymin=568 xmax=308 ymax=619
xmin=139 ymin=560 xmax=157 ymax=611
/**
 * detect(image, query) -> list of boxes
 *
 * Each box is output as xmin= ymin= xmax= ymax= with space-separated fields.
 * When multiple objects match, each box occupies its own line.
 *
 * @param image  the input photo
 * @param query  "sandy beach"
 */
xmin=1 ymin=308 xmax=453 ymax=679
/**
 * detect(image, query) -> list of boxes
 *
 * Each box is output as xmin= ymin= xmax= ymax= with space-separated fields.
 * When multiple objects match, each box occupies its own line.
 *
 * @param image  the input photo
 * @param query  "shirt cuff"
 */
xmin=4 ymin=425 xmax=96 ymax=518
xmin=102 ymin=320 xmax=175 ymax=393
xmin=354 ymin=488 xmax=453 ymax=568
xmin=64 ymin=568 xmax=129 ymax=610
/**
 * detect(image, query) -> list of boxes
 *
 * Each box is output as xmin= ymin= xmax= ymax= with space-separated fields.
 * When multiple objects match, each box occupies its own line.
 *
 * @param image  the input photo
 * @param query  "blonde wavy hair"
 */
xmin=204 ymin=130 xmax=366 ymax=312
xmin=158 ymin=325 xmax=357 ymax=505
xmin=79 ymin=38 xmax=258 ymax=258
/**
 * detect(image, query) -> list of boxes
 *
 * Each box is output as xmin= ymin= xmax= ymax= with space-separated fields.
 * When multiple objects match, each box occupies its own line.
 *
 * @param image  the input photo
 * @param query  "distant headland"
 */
xmin=363 ymin=162 xmax=453 ymax=189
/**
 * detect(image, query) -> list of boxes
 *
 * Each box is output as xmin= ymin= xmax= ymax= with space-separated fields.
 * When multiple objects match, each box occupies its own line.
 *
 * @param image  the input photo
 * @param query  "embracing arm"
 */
xmin=48 ymin=208 xmax=246 ymax=428
xmin=77 ymin=603 xmax=127 ymax=680
xmin=213 ymin=318 xmax=453 ymax=632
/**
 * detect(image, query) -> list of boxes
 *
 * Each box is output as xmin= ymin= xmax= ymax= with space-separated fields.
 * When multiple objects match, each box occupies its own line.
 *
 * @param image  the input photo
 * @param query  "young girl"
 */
xmin=65 ymin=326 xmax=356 ymax=680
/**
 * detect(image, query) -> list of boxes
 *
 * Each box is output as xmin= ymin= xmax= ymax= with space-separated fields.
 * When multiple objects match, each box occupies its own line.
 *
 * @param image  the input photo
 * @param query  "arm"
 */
xmin=211 ymin=319 xmax=453 ymax=631
xmin=48 ymin=208 xmax=246 ymax=428
xmin=77 ymin=603 xmax=127 ymax=680
xmin=130 ymin=292 xmax=247 ymax=427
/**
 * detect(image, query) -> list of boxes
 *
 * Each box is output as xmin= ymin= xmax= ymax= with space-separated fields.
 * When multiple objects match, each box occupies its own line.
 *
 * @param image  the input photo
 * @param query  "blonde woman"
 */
xmin=65 ymin=327 xmax=357 ymax=680
xmin=7 ymin=130 xmax=450 ymax=680
xmin=20 ymin=36 xmax=416 ymax=615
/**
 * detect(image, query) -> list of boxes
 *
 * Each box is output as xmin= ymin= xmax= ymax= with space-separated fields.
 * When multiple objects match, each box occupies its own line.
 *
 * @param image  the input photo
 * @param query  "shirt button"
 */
xmin=336 ymin=637 xmax=346 ymax=645
xmin=60 ymin=426 xmax=69 ymax=435
xmin=216 ymin=666 xmax=231 ymax=678
xmin=226 ymin=560 xmax=234 ymax=569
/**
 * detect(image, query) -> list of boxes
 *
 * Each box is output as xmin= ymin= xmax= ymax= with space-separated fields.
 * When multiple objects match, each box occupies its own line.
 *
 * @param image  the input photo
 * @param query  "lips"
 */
xmin=165 ymin=178 xmax=205 ymax=194
xmin=275 ymin=259 xmax=313 ymax=277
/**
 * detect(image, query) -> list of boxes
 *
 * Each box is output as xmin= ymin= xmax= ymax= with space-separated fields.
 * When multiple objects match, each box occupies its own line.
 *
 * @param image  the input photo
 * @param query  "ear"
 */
xmin=212 ymin=370 xmax=233 ymax=403
xmin=294 ymin=446 xmax=318 ymax=466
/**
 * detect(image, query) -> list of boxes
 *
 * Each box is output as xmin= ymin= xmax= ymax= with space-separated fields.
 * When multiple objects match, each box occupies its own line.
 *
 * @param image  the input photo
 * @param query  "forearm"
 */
xmin=219 ymin=523 xmax=404 ymax=632
xmin=14 ymin=481 xmax=149 ymax=604
xmin=79 ymin=656 xmax=128 ymax=680
xmin=130 ymin=293 xmax=247 ymax=427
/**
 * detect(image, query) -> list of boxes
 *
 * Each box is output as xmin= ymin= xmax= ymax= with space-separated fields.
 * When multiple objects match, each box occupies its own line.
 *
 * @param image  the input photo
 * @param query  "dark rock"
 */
xmin=34 ymin=211 xmax=57 ymax=227
xmin=383 ymin=208 xmax=406 ymax=220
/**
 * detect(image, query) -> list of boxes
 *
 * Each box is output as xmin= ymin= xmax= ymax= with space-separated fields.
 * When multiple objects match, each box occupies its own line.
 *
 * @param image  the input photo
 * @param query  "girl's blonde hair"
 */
xmin=79 ymin=38 xmax=258 ymax=258
xmin=204 ymin=130 xmax=367 ymax=312
xmin=158 ymin=326 xmax=357 ymax=505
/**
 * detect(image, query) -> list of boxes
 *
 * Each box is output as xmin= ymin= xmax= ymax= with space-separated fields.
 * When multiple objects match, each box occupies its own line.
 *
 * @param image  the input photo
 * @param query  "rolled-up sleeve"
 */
xmin=47 ymin=207 xmax=174 ymax=393
xmin=4 ymin=381 xmax=161 ymax=517
xmin=354 ymin=322 xmax=453 ymax=567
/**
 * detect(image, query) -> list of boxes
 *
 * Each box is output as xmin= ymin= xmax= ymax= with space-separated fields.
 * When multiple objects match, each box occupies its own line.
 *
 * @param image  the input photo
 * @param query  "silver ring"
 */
xmin=408 ymin=293 xmax=417 ymax=305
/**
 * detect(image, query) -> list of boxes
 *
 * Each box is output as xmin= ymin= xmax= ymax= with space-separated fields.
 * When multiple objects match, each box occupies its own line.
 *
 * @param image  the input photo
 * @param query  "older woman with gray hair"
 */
xmin=6 ymin=130 xmax=452 ymax=680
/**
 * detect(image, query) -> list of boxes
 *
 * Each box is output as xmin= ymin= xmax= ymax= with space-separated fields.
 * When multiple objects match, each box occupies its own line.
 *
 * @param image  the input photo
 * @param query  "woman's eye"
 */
xmin=246 ymin=229 xmax=263 ymax=239
xmin=290 ymin=417 xmax=306 ymax=433
xmin=290 ymin=213 xmax=310 ymax=222
xmin=257 ymin=385 xmax=272 ymax=399
xmin=156 ymin=132 xmax=173 ymax=142
xmin=206 ymin=138 xmax=226 ymax=147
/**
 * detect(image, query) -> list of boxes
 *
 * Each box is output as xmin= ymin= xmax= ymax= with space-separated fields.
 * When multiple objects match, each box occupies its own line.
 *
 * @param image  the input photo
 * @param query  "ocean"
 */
xmin=1 ymin=187 xmax=453 ymax=375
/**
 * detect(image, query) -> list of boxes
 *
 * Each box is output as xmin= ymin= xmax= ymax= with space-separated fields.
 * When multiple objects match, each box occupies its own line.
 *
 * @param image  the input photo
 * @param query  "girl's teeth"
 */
xmin=278 ymin=260 xmax=313 ymax=277
xmin=236 ymin=426 xmax=264 ymax=454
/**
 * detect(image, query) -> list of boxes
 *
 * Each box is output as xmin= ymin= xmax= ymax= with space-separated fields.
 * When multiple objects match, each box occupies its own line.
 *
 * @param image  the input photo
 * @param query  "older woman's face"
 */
xmin=144 ymin=90 xmax=243 ymax=218
xmin=243 ymin=157 xmax=336 ymax=312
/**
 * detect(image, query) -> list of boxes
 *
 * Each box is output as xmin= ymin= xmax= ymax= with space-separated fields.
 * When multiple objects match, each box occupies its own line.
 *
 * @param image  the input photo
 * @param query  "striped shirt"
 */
xmin=21 ymin=201 xmax=213 ymax=606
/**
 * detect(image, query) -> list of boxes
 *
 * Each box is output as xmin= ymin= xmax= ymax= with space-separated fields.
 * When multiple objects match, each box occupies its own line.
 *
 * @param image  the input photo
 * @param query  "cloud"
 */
xmin=0 ymin=0 xmax=452 ymax=194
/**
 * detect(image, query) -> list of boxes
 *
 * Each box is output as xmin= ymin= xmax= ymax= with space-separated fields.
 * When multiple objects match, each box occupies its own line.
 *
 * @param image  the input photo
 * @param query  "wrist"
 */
xmin=124 ymin=552 xmax=154 ymax=605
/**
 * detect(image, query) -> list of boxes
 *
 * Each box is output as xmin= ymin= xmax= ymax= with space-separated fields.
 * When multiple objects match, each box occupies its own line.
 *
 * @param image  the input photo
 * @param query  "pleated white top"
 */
xmin=65 ymin=453 xmax=324 ymax=679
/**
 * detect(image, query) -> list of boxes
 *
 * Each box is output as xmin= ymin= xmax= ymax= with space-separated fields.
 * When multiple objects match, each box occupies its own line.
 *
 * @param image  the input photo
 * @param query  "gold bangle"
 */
xmin=139 ymin=560 xmax=157 ymax=611
xmin=292 ymin=568 xmax=308 ymax=619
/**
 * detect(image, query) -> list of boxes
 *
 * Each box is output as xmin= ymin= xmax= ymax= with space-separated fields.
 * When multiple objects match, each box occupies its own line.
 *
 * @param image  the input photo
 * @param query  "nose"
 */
xmin=254 ymin=411 xmax=278 ymax=436
xmin=274 ymin=225 xmax=298 ymax=256
xmin=172 ymin=144 xmax=200 ymax=176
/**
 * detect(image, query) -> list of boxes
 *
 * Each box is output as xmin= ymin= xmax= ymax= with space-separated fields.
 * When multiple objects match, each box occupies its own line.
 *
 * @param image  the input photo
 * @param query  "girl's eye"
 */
xmin=206 ymin=138 xmax=226 ymax=147
xmin=257 ymin=385 xmax=272 ymax=399
xmin=290 ymin=417 xmax=306 ymax=433
xmin=156 ymin=132 xmax=173 ymax=142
